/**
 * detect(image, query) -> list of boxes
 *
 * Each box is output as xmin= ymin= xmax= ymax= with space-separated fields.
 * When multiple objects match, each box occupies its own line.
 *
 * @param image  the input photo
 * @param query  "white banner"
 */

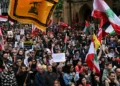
xmin=52 ymin=53 xmax=66 ymax=62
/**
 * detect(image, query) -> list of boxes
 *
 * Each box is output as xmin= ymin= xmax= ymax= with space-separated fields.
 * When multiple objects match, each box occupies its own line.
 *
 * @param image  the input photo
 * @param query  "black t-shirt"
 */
xmin=109 ymin=82 xmax=117 ymax=86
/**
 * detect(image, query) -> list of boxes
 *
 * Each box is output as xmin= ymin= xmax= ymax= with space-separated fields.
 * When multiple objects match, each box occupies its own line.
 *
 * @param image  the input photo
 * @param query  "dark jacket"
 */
xmin=16 ymin=71 xmax=27 ymax=86
xmin=44 ymin=72 xmax=58 ymax=86
xmin=91 ymin=72 xmax=102 ymax=86
xmin=57 ymin=72 xmax=65 ymax=86
xmin=34 ymin=72 xmax=47 ymax=86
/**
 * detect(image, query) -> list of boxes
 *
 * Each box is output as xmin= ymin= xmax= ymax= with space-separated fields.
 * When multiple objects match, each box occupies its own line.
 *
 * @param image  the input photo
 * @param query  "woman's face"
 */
xmin=19 ymin=50 xmax=23 ymax=55
xmin=82 ymin=78 xmax=87 ymax=84
xmin=78 ymin=61 xmax=82 ymax=66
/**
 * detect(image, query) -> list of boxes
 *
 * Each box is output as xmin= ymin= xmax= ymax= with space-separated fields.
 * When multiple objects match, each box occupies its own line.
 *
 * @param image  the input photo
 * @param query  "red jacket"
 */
xmin=75 ymin=65 xmax=83 ymax=73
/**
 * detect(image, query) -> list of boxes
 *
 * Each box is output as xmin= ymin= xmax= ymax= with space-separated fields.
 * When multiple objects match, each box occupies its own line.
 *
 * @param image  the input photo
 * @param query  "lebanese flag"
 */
xmin=101 ymin=21 xmax=115 ymax=36
xmin=97 ymin=29 xmax=108 ymax=43
xmin=0 ymin=28 xmax=4 ymax=50
xmin=97 ymin=19 xmax=108 ymax=43
xmin=85 ymin=39 xmax=100 ymax=74
xmin=31 ymin=24 xmax=37 ymax=37
xmin=83 ymin=21 xmax=90 ymax=34
xmin=92 ymin=0 xmax=120 ymax=34
xmin=105 ymin=25 xmax=115 ymax=35
xmin=0 ymin=15 xmax=14 ymax=25
xmin=64 ymin=33 xmax=68 ymax=43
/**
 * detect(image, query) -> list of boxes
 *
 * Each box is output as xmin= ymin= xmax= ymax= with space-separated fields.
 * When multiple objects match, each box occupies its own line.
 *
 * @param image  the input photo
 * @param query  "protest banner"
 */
xmin=24 ymin=41 xmax=33 ymax=50
xmin=52 ymin=53 xmax=66 ymax=62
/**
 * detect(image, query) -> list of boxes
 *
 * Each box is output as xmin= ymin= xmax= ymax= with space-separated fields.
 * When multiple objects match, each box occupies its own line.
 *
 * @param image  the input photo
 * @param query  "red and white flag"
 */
xmin=97 ymin=19 xmax=108 ymax=43
xmin=85 ymin=38 xmax=100 ymax=74
xmin=31 ymin=24 xmax=39 ymax=37
xmin=92 ymin=0 xmax=120 ymax=34
xmin=83 ymin=21 xmax=90 ymax=34
xmin=0 ymin=15 xmax=14 ymax=25
xmin=64 ymin=33 xmax=68 ymax=43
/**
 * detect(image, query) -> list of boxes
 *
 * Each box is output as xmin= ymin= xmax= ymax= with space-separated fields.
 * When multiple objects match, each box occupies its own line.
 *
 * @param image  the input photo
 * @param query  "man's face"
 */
xmin=38 ymin=66 xmax=44 ymax=74
xmin=116 ymin=68 xmax=120 ymax=76
xmin=107 ymin=64 xmax=112 ymax=70
xmin=22 ymin=66 xmax=26 ymax=72
xmin=3 ymin=53 xmax=8 ymax=59
xmin=47 ymin=65 xmax=52 ymax=72
xmin=109 ymin=73 xmax=115 ymax=81
xmin=57 ymin=67 xmax=62 ymax=72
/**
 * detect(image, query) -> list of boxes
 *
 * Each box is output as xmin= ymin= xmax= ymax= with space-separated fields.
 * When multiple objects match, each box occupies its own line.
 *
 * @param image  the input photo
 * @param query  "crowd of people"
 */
xmin=0 ymin=22 xmax=120 ymax=86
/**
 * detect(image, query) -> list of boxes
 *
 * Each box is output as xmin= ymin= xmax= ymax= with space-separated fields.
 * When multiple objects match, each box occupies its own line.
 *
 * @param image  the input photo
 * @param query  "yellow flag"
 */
xmin=93 ymin=34 xmax=100 ymax=50
xmin=8 ymin=0 xmax=58 ymax=31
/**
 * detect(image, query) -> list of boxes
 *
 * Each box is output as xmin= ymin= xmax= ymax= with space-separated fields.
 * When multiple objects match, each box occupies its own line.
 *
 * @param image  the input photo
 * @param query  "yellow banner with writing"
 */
xmin=8 ymin=0 xmax=58 ymax=31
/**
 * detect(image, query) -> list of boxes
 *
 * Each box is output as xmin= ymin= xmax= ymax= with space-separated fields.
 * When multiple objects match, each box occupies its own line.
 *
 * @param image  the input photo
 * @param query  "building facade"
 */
xmin=58 ymin=0 xmax=120 ymax=25
xmin=0 ymin=0 xmax=120 ymax=26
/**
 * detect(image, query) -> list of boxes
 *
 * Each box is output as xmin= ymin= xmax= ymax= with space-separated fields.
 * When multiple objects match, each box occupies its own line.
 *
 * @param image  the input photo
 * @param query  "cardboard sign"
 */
xmin=24 ymin=41 xmax=33 ymax=50
xmin=52 ymin=53 xmax=66 ymax=62
xmin=20 ymin=29 xmax=24 ymax=35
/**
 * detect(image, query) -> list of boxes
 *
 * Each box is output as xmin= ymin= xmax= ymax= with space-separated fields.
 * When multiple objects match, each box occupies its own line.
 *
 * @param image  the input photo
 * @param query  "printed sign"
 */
xmin=52 ymin=53 xmax=66 ymax=62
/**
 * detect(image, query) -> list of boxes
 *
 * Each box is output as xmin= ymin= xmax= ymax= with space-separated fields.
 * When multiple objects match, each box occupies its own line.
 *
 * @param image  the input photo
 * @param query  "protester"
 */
xmin=44 ymin=65 xmax=58 ymax=86
xmin=105 ymin=72 xmax=119 ymax=86
xmin=78 ymin=77 xmax=91 ymax=86
xmin=34 ymin=64 xmax=47 ymax=86
xmin=0 ymin=22 xmax=120 ymax=86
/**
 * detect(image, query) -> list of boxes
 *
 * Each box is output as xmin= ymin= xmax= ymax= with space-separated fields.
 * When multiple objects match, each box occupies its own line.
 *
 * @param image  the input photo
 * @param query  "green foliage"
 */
xmin=54 ymin=0 xmax=64 ymax=19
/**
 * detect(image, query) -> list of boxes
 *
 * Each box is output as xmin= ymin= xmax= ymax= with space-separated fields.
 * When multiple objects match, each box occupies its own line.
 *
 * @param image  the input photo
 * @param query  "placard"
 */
xmin=52 ymin=53 xmax=66 ymax=62
xmin=24 ymin=41 xmax=33 ymax=50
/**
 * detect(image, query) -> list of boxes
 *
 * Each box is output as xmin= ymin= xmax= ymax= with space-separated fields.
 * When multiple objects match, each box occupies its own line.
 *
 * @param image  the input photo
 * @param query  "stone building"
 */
xmin=54 ymin=0 xmax=120 ymax=26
